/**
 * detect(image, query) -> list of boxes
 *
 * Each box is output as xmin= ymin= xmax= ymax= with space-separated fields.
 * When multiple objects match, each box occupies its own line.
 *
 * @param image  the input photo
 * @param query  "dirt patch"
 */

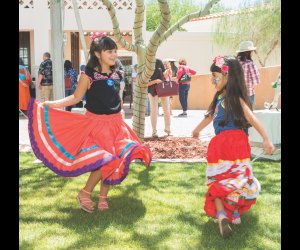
xmin=20 ymin=137 xmax=208 ymax=160
xmin=144 ymin=137 xmax=208 ymax=159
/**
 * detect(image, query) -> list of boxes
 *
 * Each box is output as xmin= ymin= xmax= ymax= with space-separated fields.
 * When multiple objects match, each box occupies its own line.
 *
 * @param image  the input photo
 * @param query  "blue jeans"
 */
xmin=65 ymin=89 xmax=74 ymax=112
xmin=250 ymin=95 xmax=254 ymax=107
xmin=179 ymin=83 xmax=190 ymax=112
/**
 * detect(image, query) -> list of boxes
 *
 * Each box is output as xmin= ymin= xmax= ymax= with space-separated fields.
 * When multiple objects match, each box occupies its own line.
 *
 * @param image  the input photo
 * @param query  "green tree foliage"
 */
xmin=146 ymin=0 xmax=203 ymax=31
xmin=213 ymin=0 xmax=281 ymax=66
xmin=210 ymin=2 xmax=230 ymax=13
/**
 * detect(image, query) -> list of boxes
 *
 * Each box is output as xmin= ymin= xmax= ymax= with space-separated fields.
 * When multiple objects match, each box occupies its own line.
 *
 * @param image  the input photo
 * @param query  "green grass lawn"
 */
xmin=19 ymin=152 xmax=281 ymax=250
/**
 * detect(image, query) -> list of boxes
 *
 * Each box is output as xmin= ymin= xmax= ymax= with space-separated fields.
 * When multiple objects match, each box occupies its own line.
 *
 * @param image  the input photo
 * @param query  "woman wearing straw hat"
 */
xmin=237 ymin=41 xmax=260 ymax=107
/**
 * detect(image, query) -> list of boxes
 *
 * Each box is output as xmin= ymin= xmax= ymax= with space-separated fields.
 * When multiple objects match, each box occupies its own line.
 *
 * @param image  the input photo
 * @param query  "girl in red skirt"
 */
xmin=28 ymin=33 xmax=151 ymax=213
xmin=192 ymin=56 xmax=275 ymax=238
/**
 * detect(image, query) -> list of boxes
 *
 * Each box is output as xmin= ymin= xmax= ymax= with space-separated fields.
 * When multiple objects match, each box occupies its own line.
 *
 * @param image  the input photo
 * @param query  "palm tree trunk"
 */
xmin=132 ymin=85 xmax=147 ymax=139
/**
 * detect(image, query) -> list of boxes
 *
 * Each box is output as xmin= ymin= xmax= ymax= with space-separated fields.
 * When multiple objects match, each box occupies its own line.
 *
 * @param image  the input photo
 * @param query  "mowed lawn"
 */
xmin=19 ymin=152 xmax=281 ymax=250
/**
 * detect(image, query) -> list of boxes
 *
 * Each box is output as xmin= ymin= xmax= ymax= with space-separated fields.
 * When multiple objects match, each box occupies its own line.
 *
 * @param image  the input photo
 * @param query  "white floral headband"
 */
xmin=213 ymin=56 xmax=229 ymax=74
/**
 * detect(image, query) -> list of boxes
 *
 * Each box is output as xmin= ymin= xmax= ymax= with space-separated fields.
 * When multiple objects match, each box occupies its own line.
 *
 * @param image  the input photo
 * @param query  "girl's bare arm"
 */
xmin=240 ymin=98 xmax=275 ymax=155
xmin=192 ymin=115 xmax=213 ymax=138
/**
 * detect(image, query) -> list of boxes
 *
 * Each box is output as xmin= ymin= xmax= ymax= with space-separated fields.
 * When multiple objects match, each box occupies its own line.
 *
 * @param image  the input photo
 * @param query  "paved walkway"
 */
xmin=19 ymin=103 xmax=215 ymax=151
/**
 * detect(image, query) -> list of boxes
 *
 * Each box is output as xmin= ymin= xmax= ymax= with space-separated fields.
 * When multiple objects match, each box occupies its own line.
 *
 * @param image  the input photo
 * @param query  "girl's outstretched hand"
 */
xmin=192 ymin=129 xmax=200 ymax=138
xmin=42 ymin=101 xmax=56 ymax=107
xmin=263 ymin=139 xmax=276 ymax=155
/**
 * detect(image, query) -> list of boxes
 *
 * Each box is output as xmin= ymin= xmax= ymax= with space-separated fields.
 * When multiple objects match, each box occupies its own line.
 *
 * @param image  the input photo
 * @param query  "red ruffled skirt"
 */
xmin=204 ymin=129 xmax=260 ymax=222
xmin=27 ymin=98 xmax=152 ymax=185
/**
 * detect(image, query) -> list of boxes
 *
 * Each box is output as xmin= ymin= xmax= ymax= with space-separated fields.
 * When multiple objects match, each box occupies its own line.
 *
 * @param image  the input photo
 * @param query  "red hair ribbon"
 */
xmin=90 ymin=32 xmax=106 ymax=41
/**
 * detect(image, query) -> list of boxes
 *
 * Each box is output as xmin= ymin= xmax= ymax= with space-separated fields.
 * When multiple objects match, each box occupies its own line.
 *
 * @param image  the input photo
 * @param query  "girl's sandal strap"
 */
xmin=77 ymin=193 xmax=94 ymax=213
xmin=98 ymin=196 xmax=109 ymax=211
xmin=81 ymin=188 xmax=91 ymax=195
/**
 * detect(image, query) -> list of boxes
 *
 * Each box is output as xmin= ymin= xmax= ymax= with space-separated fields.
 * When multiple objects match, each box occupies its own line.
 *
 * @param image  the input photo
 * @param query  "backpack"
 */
xmin=178 ymin=67 xmax=191 ymax=83
xmin=65 ymin=74 xmax=72 ymax=89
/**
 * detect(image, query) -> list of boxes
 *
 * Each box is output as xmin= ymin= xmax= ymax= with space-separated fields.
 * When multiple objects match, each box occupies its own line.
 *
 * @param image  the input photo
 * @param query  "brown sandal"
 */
xmin=77 ymin=189 xmax=94 ymax=213
xmin=98 ymin=195 xmax=109 ymax=211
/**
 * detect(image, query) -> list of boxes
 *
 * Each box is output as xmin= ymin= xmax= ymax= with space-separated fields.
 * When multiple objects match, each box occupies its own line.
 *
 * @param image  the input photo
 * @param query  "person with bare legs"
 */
xmin=192 ymin=56 xmax=275 ymax=237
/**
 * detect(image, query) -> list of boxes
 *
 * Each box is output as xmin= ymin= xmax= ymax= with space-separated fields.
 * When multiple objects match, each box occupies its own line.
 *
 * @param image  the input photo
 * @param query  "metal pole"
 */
xmin=50 ymin=0 xmax=65 ymax=100
xmin=72 ymin=0 xmax=89 ymax=62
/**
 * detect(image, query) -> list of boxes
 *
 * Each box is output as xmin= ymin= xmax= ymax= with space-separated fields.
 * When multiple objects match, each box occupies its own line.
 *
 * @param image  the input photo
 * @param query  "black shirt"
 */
xmin=84 ymin=67 xmax=122 ymax=114
xmin=148 ymin=65 xmax=165 ymax=97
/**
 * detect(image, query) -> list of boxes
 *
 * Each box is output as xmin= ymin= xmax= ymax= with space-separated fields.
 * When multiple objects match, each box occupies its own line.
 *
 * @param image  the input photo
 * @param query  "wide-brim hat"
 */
xmin=163 ymin=58 xmax=176 ymax=62
xmin=236 ymin=41 xmax=256 ymax=53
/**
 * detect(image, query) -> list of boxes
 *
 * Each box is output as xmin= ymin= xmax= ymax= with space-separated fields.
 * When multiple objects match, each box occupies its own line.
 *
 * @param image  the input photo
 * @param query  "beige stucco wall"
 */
xmin=171 ymin=65 xmax=281 ymax=110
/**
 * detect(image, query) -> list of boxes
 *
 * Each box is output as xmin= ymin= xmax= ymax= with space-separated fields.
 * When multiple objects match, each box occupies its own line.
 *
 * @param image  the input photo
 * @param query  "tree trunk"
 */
xmin=253 ymin=51 xmax=264 ymax=67
xmin=132 ymin=45 xmax=147 ymax=139
xmin=263 ymin=39 xmax=279 ymax=66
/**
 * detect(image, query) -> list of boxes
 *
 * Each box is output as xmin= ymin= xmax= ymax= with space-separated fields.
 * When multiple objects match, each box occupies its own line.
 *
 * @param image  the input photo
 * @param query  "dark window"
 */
xmin=19 ymin=31 xmax=31 ymax=72
xmin=71 ymin=32 xmax=79 ymax=73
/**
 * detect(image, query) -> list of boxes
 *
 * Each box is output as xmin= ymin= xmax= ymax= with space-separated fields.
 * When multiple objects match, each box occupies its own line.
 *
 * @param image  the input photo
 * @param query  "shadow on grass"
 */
xmin=20 ymin=196 xmax=147 ymax=249
xmin=117 ymin=163 xmax=159 ymax=197
xmin=197 ymin=212 xmax=259 ymax=249
xmin=20 ymin=195 xmax=146 ymax=228
xmin=19 ymin=164 xmax=45 ymax=172
xmin=130 ymin=229 xmax=172 ymax=249
xmin=19 ymin=241 xmax=34 ymax=250
xmin=20 ymin=166 xmax=72 ymax=197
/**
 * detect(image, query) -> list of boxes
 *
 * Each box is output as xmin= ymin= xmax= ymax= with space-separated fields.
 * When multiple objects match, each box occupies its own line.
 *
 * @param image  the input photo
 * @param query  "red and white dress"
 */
xmin=27 ymin=68 xmax=152 ymax=185
xmin=204 ymin=95 xmax=260 ymax=222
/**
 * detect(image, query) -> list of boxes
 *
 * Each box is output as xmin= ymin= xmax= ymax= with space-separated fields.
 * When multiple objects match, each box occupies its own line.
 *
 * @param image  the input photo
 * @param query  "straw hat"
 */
xmin=236 ymin=41 xmax=256 ymax=53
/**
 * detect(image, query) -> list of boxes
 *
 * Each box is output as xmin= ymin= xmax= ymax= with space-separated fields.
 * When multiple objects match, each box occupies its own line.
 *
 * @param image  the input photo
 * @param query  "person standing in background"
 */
xmin=176 ymin=58 xmax=197 ymax=116
xmin=236 ymin=41 xmax=260 ymax=107
xmin=115 ymin=58 xmax=126 ymax=109
xmin=38 ymin=52 xmax=53 ymax=102
xmin=64 ymin=60 xmax=78 ymax=111
xmin=170 ymin=60 xmax=177 ymax=77
xmin=163 ymin=60 xmax=176 ymax=116
xmin=19 ymin=57 xmax=32 ymax=116
xmin=78 ymin=64 xmax=86 ymax=81
xmin=147 ymin=59 xmax=171 ymax=137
